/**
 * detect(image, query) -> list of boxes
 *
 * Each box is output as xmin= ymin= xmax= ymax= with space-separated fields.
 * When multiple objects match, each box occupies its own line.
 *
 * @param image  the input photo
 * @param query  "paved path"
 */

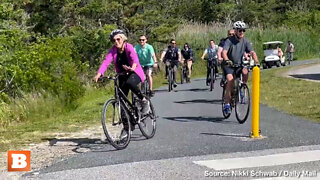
xmin=23 ymin=72 xmax=320 ymax=179
xmin=286 ymin=63 xmax=320 ymax=82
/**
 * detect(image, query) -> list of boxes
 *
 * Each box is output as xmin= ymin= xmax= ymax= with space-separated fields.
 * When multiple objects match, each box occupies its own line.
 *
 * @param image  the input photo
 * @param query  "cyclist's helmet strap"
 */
xmin=109 ymin=29 xmax=124 ymax=41
xmin=233 ymin=21 xmax=247 ymax=29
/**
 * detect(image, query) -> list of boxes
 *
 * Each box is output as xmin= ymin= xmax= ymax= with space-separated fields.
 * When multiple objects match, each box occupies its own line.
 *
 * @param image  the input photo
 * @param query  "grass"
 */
xmin=0 ymin=86 xmax=112 ymax=151
xmin=256 ymin=64 xmax=320 ymax=122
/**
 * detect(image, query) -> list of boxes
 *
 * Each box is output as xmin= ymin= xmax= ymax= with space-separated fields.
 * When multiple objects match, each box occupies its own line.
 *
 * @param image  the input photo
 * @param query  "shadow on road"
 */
xmin=42 ymin=137 xmax=127 ymax=153
xmin=174 ymin=99 xmax=222 ymax=104
xmin=200 ymin=132 xmax=249 ymax=138
xmin=163 ymin=116 xmax=236 ymax=124
xmin=290 ymin=74 xmax=320 ymax=81
xmin=177 ymin=88 xmax=209 ymax=92
xmin=42 ymin=132 xmax=149 ymax=153
xmin=43 ymin=137 xmax=102 ymax=146
xmin=153 ymin=89 xmax=168 ymax=93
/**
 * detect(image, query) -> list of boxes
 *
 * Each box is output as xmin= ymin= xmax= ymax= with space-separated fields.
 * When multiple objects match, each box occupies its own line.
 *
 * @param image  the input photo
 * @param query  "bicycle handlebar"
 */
xmin=203 ymin=57 xmax=217 ymax=61
xmin=98 ymin=72 xmax=129 ymax=82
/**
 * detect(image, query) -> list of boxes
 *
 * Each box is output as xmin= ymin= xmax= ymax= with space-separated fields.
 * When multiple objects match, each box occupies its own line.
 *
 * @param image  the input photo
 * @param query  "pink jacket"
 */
xmin=98 ymin=43 xmax=145 ymax=82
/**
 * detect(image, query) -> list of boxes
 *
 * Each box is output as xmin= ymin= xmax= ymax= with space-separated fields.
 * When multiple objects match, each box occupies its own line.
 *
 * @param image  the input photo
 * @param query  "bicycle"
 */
xmin=205 ymin=58 xmax=217 ymax=91
xmin=100 ymin=74 xmax=156 ymax=150
xmin=165 ymin=61 xmax=175 ymax=92
xmin=141 ymin=72 xmax=151 ymax=98
xmin=180 ymin=60 xmax=190 ymax=84
xmin=221 ymin=63 xmax=251 ymax=124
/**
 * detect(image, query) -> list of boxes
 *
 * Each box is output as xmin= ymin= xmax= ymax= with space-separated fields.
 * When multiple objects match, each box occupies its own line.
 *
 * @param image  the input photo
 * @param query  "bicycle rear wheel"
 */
xmin=235 ymin=84 xmax=250 ymax=124
xmin=138 ymin=99 xmax=156 ymax=138
xmin=101 ymin=99 xmax=131 ymax=150
xmin=222 ymin=86 xmax=231 ymax=119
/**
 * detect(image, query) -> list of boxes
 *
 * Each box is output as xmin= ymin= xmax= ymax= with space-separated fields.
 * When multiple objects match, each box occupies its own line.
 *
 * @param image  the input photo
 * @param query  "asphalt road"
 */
xmin=24 ymin=60 xmax=320 ymax=179
xmin=287 ymin=62 xmax=320 ymax=82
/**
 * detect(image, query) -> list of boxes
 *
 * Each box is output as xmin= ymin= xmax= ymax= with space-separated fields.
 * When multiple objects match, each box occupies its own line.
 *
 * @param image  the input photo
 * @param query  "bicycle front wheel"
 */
xmin=180 ymin=69 xmax=184 ymax=84
xmin=144 ymin=79 xmax=150 ymax=98
xmin=138 ymin=99 xmax=156 ymax=138
xmin=101 ymin=99 xmax=131 ymax=150
xmin=235 ymin=84 xmax=250 ymax=124
xmin=168 ymin=69 xmax=172 ymax=92
xmin=210 ymin=67 xmax=215 ymax=91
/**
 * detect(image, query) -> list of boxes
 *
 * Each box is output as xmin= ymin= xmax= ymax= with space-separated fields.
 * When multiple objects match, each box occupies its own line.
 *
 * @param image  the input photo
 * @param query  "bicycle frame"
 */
xmin=229 ymin=65 xmax=245 ymax=106
xmin=166 ymin=61 xmax=175 ymax=91
xmin=110 ymin=75 xmax=139 ymax=123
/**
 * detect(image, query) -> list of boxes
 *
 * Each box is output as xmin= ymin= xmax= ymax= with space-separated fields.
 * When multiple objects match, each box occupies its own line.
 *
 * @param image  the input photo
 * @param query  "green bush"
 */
xmin=0 ymin=36 xmax=84 ymax=104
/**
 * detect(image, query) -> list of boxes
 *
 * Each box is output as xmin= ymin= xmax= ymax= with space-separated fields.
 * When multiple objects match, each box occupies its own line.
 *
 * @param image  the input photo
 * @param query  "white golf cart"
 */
xmin=261 ymin=41 xmax=286 ymax=69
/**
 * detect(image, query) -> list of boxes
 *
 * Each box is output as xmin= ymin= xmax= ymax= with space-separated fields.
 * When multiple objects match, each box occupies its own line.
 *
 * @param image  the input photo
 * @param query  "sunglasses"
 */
xmin=171 ymin=42 xmax=176 ymax=44
xmin=139 ymin=39 xmax=146 ymax=42
xmin=229 ymin=33 xmax=235 ymax=36
xmin=237 ymin=29 xmax=246 ymax=33
xmin=113 ymin=38 xmax=121 ymax=42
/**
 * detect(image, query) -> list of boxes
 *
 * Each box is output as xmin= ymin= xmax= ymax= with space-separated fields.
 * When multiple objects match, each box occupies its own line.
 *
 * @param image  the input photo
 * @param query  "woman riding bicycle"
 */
xmin=201 ymin=40 xmax=219 ymax=86
xmin=181 ymin=43 xmax=194 ymax=82
xmin=94 ymin=29 xmax=149 ymax=114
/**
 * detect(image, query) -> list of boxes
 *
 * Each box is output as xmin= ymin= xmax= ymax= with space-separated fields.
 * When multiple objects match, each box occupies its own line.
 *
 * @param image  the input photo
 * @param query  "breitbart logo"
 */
xmin=7 ymin=151 xmax=31 ymax=172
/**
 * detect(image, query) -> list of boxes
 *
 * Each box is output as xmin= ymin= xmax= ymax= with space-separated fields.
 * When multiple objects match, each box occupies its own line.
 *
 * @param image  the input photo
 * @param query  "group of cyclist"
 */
xmin=94 ymin=21 xmax=260 ymax=117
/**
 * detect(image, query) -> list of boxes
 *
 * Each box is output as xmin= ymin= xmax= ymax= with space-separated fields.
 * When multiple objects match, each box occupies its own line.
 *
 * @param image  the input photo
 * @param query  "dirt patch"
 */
xmin=0 ymin=124 xmax=105 ymax=179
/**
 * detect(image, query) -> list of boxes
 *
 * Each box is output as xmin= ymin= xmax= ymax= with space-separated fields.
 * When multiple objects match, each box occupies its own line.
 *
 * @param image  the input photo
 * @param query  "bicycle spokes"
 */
xmin=235 ymin=84 xmax=250 ymax=124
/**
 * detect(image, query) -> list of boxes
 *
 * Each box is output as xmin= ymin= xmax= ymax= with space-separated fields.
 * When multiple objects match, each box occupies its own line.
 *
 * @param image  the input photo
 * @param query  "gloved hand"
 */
xmin=225 ymin=60 xmax=233 ymax=67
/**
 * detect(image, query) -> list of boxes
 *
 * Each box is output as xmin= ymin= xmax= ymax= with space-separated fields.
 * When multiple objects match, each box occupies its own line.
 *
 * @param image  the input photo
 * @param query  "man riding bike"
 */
xmin=218 ymin=29 xmax=235 ymax=87
xmin=181 ymin=43 xmax=194 ymax=82
xmin=134 ymin=35 xmax=158 ymax=96
xmin=201 ymin=40 xmax=219 ymax=86
xmin=222 ymin=21 xmax=259 ymax=115
xmin=94 ymin=29 xmax=149 ymax=115
xmin=160 ymin=39 xmax=182 ymax=87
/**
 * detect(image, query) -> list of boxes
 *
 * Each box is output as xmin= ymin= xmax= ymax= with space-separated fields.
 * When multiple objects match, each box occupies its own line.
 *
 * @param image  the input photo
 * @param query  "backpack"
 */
xmin=165 ymin=46 xmax=179 ymax=61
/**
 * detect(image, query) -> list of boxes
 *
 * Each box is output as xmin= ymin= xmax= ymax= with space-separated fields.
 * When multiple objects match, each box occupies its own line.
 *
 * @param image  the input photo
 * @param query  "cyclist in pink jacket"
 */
xmin=94 ymin=29 xmax=149 ymax=114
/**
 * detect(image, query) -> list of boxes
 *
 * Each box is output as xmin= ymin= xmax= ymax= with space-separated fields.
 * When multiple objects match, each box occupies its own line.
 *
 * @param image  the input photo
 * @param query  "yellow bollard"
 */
xmin=251 ymin=66 xmax=260 ymax=138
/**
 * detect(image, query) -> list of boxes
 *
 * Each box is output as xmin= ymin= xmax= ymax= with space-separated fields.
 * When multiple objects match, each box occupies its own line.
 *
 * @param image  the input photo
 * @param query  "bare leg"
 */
xmin=187 ymin=60 xmax=192 ymax=78
xmin=147 ymin=70 xmax=153 ymax=90
xmin=242 ymin=68 xmax=249 ymax=84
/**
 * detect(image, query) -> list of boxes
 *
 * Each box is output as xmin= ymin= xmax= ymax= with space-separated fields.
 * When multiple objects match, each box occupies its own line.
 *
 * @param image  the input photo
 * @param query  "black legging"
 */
xmin=118 ymin=72 xmax=144 ymax=100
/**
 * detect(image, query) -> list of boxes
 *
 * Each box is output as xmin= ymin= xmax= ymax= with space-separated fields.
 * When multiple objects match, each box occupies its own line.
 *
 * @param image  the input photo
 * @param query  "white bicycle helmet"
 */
xmin=233 ymin=21 xmax=247 ymax=29
xmin=109 ymin=29 xmax=124 ymax=41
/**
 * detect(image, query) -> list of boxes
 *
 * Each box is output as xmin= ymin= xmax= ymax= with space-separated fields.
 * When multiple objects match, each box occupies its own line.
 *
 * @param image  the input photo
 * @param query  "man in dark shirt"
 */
xmin=160 ymin=39 xmax=182 ymax=87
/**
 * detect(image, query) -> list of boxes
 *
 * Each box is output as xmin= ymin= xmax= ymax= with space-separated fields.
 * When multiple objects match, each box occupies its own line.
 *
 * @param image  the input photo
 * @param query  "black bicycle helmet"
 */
xmin=109 ymin=29 xmax=124 ymax=41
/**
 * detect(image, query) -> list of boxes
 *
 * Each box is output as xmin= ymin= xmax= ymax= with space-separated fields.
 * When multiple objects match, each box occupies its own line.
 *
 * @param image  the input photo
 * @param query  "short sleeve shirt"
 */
xmin=134 ymin=43 xmax=155 ymax=66
xmin=223 ymin=36 xmax=253 ymax=65
xmin=218 ymin=38 xmax=228 ymax=47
